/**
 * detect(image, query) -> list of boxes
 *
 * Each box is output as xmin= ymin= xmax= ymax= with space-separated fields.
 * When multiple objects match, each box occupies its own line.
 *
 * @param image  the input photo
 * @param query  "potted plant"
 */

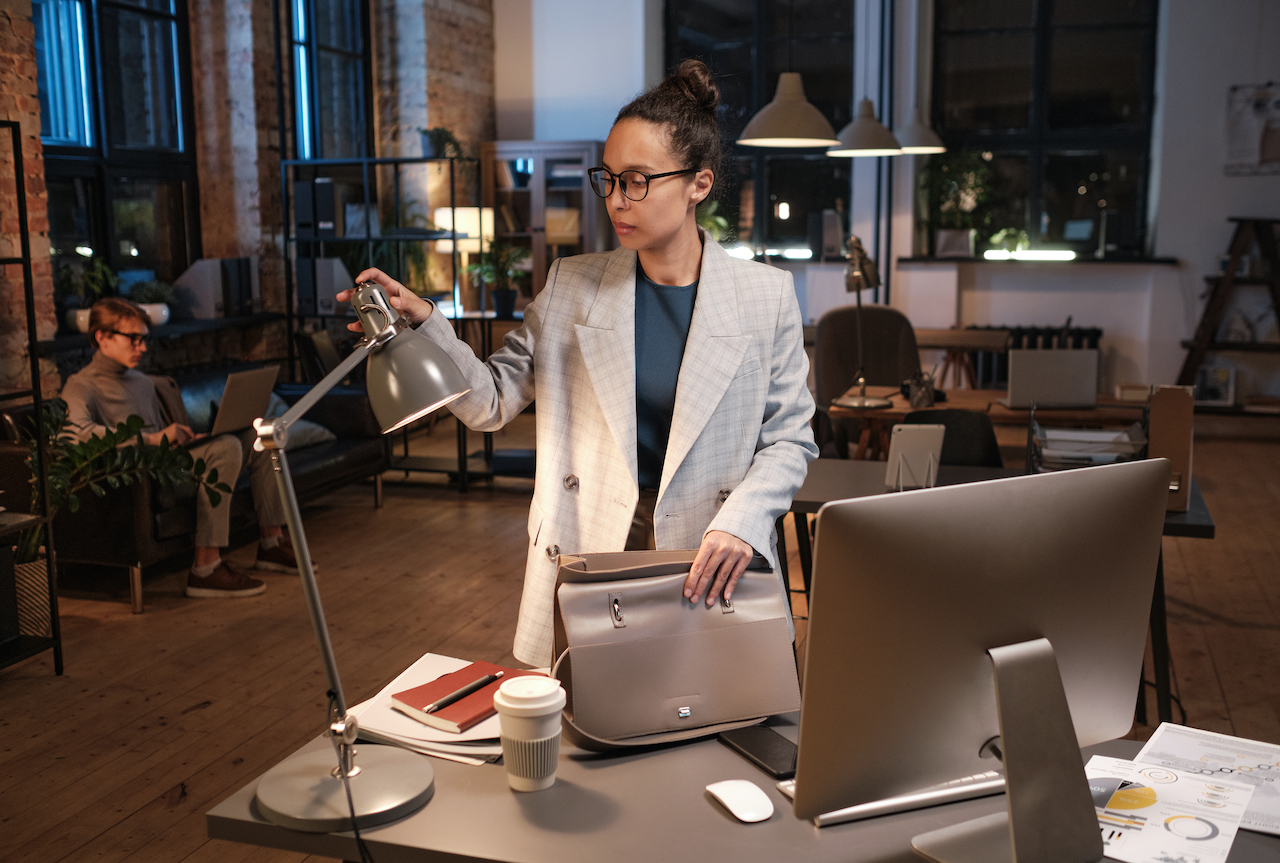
xmin=419 ymin=127 xmax=465 ymax=160
xmin=13 ymin=399 xmax=230 ymax=566
xmin=919 ymin=151 xmax=992 ymax=257
xmin=56 ymin=258 xmax=118 ymax=332
xmin=128 ymin=279 xmax=175 ymax=326
xmin=466 ymin=241 xmax=531 ymax=319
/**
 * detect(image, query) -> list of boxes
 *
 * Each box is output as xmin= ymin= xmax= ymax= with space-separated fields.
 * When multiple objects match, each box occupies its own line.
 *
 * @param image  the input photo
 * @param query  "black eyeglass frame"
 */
xmin=103 ymin=328 xmax=150 ymax=346
xmin=588 ymin=166 xmax=699 ymax=202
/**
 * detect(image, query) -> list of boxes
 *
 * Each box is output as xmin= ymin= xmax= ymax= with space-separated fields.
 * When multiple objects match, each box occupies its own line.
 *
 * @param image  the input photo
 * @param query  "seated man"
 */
xmin=61 ymin=297 xmax=306 ymax=598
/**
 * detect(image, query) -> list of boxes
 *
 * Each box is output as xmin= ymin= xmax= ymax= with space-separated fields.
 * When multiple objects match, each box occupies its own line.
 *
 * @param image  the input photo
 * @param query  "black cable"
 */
xmin=328 ymin=691 xmax=376 ymax=863
xmin=1139 ymin=679 xmax=1188 ymax=726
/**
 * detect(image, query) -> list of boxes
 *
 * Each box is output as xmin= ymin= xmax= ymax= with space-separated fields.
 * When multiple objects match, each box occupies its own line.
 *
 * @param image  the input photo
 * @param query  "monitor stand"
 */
xmin=912 ymin=637 xmax=1105 ymax=863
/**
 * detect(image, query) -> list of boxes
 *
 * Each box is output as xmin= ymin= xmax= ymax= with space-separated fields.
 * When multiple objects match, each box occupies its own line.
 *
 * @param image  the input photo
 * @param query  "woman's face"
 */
xmin=600 ymin=118 xmax=713 ymax=253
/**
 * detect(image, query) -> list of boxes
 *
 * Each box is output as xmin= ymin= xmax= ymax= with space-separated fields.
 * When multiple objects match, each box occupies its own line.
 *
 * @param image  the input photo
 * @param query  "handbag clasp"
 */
xmin=609 ymin=592 xmax=625 ymax=628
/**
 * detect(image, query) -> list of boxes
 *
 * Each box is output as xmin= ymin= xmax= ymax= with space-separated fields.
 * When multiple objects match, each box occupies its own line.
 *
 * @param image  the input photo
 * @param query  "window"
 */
xmin=667 ymin=0 xmax=854 ymax=251
xmin=290 ymin=0 xmax=369 ymax=160
xmin=932 ymin=0 xmax=1158 ymax=255
xmin=33 ymin=0 xmax=199 ymax=313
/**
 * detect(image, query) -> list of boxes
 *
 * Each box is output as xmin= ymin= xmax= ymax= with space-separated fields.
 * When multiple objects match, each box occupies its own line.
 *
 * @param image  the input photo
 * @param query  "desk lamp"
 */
xmin=252 ymin=282 xmax=470 ymax=832
xmin=838 ymin=236 xmax=892 ymax=410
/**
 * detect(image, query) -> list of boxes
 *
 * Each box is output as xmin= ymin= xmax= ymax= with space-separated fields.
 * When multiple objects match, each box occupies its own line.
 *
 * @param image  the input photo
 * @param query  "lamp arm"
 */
xmin=267 ymin=338 xmax=376 ymax=445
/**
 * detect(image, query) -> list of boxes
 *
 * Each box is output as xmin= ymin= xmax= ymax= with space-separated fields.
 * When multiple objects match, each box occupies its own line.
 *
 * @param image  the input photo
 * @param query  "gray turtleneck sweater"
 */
xmin=61 ymin=351 xmax=167 ymax=442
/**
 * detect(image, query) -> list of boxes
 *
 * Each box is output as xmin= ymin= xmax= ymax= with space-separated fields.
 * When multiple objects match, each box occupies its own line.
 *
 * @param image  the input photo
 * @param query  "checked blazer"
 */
xmin=417 ymin=234 xmax=818 ymax=666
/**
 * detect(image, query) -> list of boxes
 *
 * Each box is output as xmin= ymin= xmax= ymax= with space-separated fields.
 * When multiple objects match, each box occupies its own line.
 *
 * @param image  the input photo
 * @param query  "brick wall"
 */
xmin=0 ymin=0 xmax=58 ymax=399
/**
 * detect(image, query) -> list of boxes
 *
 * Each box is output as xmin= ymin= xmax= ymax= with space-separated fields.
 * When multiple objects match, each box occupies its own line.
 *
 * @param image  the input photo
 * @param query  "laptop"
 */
xmin=998 ymin=349 xmax=1099 ymax=409
xmin=208 ymin=366 xmax=280 ymax=436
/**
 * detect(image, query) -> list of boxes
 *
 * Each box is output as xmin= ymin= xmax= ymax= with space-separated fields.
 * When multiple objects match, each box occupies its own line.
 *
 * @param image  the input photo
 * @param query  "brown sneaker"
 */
xmin=255 ymin=542 xmax=317 ymax=574
xmin=186 ymin=561 xmax=266 ymax=598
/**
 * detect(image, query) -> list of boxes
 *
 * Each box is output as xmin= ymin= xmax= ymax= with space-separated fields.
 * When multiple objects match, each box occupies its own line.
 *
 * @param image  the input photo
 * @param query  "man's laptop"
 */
xmin=998 ymin=349 xmax=1098 ymax=409
xmin=208 ymin=367 xmax=280 ymax=436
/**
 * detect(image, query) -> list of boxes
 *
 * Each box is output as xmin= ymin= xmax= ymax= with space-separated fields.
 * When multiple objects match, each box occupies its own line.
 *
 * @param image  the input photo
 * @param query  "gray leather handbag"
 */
xmin=551 ymin=550 xmax=801 ymax=751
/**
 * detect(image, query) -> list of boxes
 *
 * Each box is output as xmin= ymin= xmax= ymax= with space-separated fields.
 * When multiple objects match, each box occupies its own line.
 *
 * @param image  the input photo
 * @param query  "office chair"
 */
xmin=902 ymin=409 xmax=1004 ymax=468
xmin=814 ymin=305 xmax=920 ymax=458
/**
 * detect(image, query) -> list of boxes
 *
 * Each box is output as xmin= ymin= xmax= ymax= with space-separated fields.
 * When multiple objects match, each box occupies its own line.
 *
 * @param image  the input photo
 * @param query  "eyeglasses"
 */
xmin=105 ymin=328 xmax=149 ymax=346
xmin=588 ymin=167 xmax=698 ymax=202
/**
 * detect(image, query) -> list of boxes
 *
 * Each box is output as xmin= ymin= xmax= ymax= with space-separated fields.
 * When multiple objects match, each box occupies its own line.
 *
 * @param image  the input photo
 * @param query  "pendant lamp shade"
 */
xmin=738 ymin=73 xmax=840 ymax=148
xmin=895 ymin=107 xmax=946 ymax=154
xmin=827 ymin=99 xmax=902 ymax=157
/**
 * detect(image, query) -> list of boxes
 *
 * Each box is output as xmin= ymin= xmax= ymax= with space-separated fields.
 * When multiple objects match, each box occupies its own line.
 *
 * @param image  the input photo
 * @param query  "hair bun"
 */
xmin=673 ymin=59 xmax=720 ymax=113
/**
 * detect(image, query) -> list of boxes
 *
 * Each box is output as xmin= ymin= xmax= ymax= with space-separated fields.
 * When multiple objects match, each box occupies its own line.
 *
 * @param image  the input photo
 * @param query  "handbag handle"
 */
xmin=550 ymin=648 xmax=766 ymax=751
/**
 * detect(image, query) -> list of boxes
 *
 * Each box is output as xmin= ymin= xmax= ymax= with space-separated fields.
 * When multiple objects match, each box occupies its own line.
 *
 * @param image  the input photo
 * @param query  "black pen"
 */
xmin=424 ymin=671 xmax=505 ymax=714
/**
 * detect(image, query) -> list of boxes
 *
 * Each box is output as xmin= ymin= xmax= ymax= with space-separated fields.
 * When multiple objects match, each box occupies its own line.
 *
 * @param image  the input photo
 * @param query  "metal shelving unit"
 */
xmin=0 ymin=120 xmax=63 ymax=675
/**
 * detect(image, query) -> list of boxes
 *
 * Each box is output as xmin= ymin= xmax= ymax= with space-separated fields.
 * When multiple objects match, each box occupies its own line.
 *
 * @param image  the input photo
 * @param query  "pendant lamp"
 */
xmin=895 ymin=107 xmax=946 ymax=154
xmin=827 ymin=98 xmax=901 ymax=157
xmin=738 ymin=72 xmax=840 ymax=148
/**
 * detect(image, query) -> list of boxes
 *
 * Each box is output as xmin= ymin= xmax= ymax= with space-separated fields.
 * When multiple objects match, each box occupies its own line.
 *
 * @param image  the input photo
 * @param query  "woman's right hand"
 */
xmin=336 ymin=268 xmax=433 ymax=333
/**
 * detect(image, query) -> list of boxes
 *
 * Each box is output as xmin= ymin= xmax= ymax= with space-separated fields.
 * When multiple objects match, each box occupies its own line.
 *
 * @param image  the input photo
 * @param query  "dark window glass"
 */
xmin=1040 ymin=151 xmax=1143 ymax=252
xmin=314 ymin=0 xmax=360 ymax=51
xmin=1053 ymin=0 xmax=1153 ymax=26
xmin=32 ymin=0 xmax=93 ymax=147
xmin=110 ymin=0 xmax=174 ymax=11
xmin=936 ymin=0 xmax=1032 ymax=30
xmin=292 ymin=0 xmax=367 ymax=159
xmin=317 ymin=52 xmax=363 ymax=159
xmin=1048 ymin=28 xmax=1148 ymax=129
xmin=935 ymin=31 xmax=1033 ymax=132
xmin=668 ymin=0 xmax=852 ymax=249
xmin=48 ymin=176 xmax=103 ymax=298
xmin=111 ymin=177 xmax=190 ymax=283
xmin=100 ymin=7 xmax=182 ymax=150
xmin=932 ymin=0 xmax=1156 ymax=253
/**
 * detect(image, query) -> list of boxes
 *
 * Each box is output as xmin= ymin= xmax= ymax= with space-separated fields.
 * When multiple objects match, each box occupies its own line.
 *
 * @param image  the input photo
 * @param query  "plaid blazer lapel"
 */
xmin=662 ymin=239 xmax=748 ymax=490
xmin=573 ymin=249 xmax=639 ymax=485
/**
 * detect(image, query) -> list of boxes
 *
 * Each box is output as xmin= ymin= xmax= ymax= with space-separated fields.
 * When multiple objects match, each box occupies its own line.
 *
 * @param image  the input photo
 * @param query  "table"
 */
xmin=827 ymin=386 xmax=1147 ymax=460
xmin=206 ymin=724 xmax=1280 ymax=862
xmin=913 ymin=328 xmax=1010 ymax=390
xmin=780 ymin=460 xmax=1215 ymax=727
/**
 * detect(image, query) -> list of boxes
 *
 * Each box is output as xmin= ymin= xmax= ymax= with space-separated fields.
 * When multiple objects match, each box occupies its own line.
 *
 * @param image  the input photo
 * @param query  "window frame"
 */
xmin=37 ymin=0 xmax=202 ymax=289
xmin=287 ymin=0 xmax=374 ymax=161
xmin=930 ymin=0 xmax=1160 ymax=252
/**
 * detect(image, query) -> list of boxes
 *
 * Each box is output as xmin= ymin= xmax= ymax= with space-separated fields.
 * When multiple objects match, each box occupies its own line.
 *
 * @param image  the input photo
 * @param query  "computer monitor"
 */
xmin=793 ymin=460 xmax=1170 ymax=859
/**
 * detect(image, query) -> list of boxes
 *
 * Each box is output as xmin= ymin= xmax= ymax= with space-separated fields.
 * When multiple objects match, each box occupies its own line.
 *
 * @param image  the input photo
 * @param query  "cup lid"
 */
xmin=494 ymin=676 xmax=565 ymax=715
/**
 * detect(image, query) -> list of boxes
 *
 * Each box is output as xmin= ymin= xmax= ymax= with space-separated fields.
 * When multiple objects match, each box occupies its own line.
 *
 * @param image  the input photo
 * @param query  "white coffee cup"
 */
xmin=493 ymin=676 xmax=566 ymax=791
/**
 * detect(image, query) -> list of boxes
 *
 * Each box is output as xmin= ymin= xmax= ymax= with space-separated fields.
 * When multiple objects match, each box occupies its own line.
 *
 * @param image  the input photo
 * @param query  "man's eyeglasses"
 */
xmin=588 ymin=167 xmax=697 ymax=202
xmin=105 ymin=328 xmax=149 ymax=346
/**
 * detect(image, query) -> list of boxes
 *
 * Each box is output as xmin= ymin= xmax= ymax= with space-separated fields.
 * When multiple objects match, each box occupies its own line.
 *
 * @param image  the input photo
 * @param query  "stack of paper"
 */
xmin=1035 ymin=424 xmax=1146 ymax=471
xmin=350 ymin=653 xmax=506 ymax=765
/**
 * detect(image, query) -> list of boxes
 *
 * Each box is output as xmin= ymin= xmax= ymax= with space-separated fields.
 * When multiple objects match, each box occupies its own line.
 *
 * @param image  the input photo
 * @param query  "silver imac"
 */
xmin=794 ymin=459 xmax=1171 ymax=863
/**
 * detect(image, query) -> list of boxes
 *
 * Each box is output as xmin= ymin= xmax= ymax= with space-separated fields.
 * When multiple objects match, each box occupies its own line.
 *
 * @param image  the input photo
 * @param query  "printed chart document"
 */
xmin=1136 ymin=722 xmax=1280 ymax=836
xmin=1087 ymin=755 xmax=1254 ymax=863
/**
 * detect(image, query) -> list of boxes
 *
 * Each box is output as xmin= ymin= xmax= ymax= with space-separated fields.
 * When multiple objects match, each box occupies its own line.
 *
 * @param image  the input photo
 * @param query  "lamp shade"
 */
xmin=352 ymin=284 xmax=471 ymax=432
xmin=895 ymin=108 xmax=946 ymax=154
xmin=738 ymin=73 xmax=840 ymax=148
xmin=827 ymin=99 xmax=902 ymax=157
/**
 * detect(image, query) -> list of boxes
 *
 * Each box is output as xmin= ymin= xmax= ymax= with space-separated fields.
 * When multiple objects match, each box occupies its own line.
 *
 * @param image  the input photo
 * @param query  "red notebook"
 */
xmin=391 ymin=661 xmax=546 ymax=733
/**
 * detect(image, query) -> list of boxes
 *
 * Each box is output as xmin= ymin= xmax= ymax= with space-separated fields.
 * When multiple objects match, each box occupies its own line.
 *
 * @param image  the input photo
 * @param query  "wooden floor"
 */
xmin=1 ymin=419 xmax=1277 ymax=863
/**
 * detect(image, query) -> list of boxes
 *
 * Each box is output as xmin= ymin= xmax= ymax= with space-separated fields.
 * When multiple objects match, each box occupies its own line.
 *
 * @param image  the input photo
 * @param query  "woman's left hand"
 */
xmin=685 ymin=530 xmax=754 ymax=606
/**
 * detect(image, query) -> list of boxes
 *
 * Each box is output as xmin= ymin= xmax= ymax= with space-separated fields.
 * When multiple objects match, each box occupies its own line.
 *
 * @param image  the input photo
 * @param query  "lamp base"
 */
xmin=255 ymin=743 xmax=435 ymax=833
xmin=834 ymin=394 xmax=893 ymax=409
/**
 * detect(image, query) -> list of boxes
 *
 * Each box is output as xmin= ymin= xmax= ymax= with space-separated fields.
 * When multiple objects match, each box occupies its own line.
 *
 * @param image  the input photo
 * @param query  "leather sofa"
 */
xmin=0 ymin=366 xmax=389 ymax=612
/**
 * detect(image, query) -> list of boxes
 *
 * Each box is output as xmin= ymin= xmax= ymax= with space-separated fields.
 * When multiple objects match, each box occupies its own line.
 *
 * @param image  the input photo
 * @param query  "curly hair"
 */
xmin=615 ymin=59 xmax=722 ymax=185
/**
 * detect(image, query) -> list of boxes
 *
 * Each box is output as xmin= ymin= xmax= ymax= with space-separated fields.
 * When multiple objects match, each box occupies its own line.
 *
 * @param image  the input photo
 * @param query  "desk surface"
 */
xmin=790 ymin=460 xmax=1214 ymax=540
xmin=829 ymin=386 xmax=1149 ymax=427
xmin=208 ymin=729 xmax=1280 ymax=863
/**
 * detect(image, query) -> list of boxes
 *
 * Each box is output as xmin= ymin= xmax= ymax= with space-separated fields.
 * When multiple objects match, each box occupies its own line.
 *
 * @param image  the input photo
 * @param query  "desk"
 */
xmin=782 ymin=460 xmax=1215 ymax=727
xmin=207 ymin=726 xmax=1280 ymax=862
xmin=913 ymin=328 xmax=1010 ymax=390
xmin=827 ymin=387 xmax=1146 ymax=460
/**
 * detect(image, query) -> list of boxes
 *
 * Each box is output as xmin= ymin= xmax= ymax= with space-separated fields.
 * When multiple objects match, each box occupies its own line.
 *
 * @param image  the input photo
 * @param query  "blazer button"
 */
xmin=545 ymin=544 xmax=560 ymax=560
xmin=718 ymin=489 xmax=731 ymax=504
xmin=563 ymin=474 xmax=578 ymax=490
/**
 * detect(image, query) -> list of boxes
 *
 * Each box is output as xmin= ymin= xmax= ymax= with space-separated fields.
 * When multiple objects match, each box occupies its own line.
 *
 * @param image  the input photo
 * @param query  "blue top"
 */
xmin=635 ymin=264 xmax=698 ymax=490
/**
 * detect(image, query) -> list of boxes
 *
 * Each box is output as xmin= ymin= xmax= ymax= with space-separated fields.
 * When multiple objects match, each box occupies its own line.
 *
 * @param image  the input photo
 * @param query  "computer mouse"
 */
xmin=706 ymin=779 xmax=775 ymax=823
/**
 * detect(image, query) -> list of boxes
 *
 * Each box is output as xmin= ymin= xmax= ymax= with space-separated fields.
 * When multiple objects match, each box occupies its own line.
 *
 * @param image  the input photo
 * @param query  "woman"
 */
xmin=339 ymin=60 xmax=817 ymax=667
